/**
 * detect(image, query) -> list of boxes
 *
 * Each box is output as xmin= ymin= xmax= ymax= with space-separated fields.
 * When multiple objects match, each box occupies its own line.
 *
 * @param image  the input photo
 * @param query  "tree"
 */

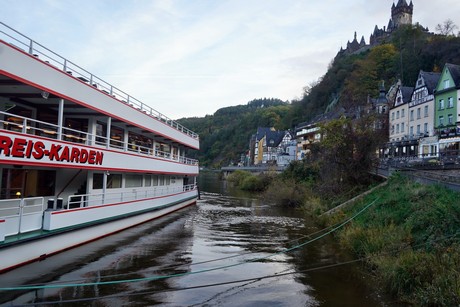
xmin=310 ymin=116 xmax=382 ymax=197
xmin=436 ymin=19 xmax=458 ymax=36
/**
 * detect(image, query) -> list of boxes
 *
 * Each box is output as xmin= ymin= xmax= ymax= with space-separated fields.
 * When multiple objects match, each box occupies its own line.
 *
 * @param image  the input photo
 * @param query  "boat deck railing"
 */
xmin=0 ymin=110 xmax=199 ymax=166
xmin=67 ymin=184 xmax=197 ymax=209
xmin=0 ymin=185 xmax=197 ymax=240
xmin=0 ymin=197 xmax=44 ymax=236
xmin=0 ymin=22 xmax=198 ymax=141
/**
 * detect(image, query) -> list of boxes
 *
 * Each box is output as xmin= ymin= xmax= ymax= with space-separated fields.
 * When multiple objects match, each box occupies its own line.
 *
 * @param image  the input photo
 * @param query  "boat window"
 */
xmin=165 ymin=176 xmax=170 ymax=186
xmin=159 ymin=176 xmax=165 ymax=186
xmin=96 ymin=121 xmax=107 ymax=145
xmin=64 ymin=118 xmax=88 ymax=143
xmin=145 ymin=175 xmax=152 ymax=187
xmin=152 ymin=175 xmax=159 ymax=186
xmin=92 ymin=173 xmax=122 ymax=189
xmin=0 ymin=169 xmax=55 ymax=199
xmin=125 ymin=174 xmax=143 ymax=188
xmin=110 ymin=126 xmax=124 ymax=149
xmin=107 ymin=174 xmax=122 ymax=189
xmin=93 ymin=173 xmax=103 ymax=189
xmin=128 ymin=132 xmax=152 ymax=153
xmin=3 ymin=105 xmax=33 ymax=132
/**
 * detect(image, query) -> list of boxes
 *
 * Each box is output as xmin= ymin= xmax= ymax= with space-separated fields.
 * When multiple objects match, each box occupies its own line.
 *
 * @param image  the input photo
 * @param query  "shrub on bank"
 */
xmin=326 ymin=174 xmax=460 ymax=306
xmin=227 ymin=170 xmax=273 ymax=192
xmin=227 ymin=170 xmax=251 ymax=186
xmin=263 ymin=178 xmax=310 ymax=207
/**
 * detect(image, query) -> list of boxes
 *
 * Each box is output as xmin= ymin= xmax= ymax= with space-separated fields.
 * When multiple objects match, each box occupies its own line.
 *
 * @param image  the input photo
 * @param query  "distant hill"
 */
xmin=178 ymin=98 xmax=289 ymax=168
xmin=179 ymin=24 xmax=460 ymax=168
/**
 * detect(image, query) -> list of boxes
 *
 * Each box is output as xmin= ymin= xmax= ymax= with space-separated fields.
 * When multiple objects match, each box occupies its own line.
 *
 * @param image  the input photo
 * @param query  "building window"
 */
xmin=439 ymin=116 xmax=444 ymax=126
xmin=439 ymin=99 xmax=445 ymax=110
xmin=448 ymin=114 xmax=453 ymax=125
xmin=424 ymin=105 xmax=429 ymax=117
xmin=396 ymin=110 xmax=400 ymax=119
xmin=417 ymin=108 xmax=421 ymax=119
xmin=424 ymin=123 xmax=428 ymax=133
xmin=410 ymin=110 xmax=414 ymax=121
xmin=410 ymin=126 xmax=414 ymax=136
xmin=448 ymin=97 xmax=454 ymax=108
xmin=444 ymin=79 xmax=450 ymax=89
xmin=391 ymin=112 xmax=395 ymax=120
xmin=391 ymin=125 xmax=395 ymax=135
xmin=401 ymin=122 xmax=405 ymax=132
xmin=416 ymin=125 xmax=421 ymax=135
xmin=401 ymin=109 xmax=405 ymax=118
xmin=396 ymin=124 xmax=400 ymax=133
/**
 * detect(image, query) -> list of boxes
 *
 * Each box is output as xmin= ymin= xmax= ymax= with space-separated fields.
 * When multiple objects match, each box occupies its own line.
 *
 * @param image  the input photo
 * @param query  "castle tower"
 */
xmin=391 ymin=0 xmax=413 ymax=28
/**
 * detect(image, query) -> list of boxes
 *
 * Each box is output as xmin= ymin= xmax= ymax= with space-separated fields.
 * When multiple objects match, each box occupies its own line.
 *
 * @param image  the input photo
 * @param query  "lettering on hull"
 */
xmin=0 ymin=135 xmax=103 ymax=165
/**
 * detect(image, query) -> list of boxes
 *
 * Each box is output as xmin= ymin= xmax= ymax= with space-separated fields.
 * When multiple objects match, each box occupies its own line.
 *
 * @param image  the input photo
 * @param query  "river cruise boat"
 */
xmin=0 ymin=23 xmax=199 ymax=272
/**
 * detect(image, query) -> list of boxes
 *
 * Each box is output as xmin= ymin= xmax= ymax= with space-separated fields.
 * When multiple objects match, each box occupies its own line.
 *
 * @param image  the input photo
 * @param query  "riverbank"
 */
xmin=322 ymin=174 xmax=460 ymax=306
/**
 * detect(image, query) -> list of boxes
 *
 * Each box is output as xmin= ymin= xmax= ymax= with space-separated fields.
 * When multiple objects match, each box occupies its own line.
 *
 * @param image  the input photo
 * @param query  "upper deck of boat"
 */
xmin=0 ymin=22 xmax=199 ymax=150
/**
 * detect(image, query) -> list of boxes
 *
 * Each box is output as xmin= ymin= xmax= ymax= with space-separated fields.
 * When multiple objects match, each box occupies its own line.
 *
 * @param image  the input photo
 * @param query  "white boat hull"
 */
xmin=0 ymin=196 xmax=196 ymax=273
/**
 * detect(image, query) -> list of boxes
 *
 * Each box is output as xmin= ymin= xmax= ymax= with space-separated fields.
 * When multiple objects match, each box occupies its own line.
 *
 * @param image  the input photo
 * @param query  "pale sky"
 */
xmin=1 ymin=0 xmax=459 ymax=119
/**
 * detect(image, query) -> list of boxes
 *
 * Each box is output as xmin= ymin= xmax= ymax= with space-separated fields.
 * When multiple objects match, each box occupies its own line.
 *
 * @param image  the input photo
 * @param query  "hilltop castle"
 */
xmin=370 ymin=0 xmax=413 ymax=45
xmin=339 ymin=0 xmax=423 ymax=55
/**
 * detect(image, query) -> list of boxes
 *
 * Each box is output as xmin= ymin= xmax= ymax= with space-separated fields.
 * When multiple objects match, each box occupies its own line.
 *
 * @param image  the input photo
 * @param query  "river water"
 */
xmin=1 ymin=172 xmax=388 ymax=306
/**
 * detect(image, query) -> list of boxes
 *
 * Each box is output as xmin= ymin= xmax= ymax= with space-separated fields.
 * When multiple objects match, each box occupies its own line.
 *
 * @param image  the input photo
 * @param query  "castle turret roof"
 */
xmin=396 ymin=0 xmax=409 ymax=7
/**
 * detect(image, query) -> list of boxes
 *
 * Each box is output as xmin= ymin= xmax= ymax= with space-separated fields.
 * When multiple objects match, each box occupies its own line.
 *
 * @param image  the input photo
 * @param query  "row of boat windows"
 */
xmin=92 ymin=173 xmax=178 ymax=190
xmin=2 ymin=106 xmax=177 ymax=154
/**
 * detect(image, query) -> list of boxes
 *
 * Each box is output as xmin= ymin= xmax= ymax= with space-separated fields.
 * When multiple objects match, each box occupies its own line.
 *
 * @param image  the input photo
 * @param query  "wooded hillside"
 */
xmin=178 ymin=25 xmax=460 ymax=168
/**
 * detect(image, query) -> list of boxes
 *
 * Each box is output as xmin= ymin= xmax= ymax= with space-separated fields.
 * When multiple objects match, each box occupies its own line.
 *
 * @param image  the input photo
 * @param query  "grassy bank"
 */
xmin=323 ymin=174 xmax=460 ymax=306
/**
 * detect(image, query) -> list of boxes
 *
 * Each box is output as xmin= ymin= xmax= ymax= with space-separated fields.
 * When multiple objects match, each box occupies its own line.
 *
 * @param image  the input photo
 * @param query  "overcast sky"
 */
xmin=2 ymin=0 xmax=459 ymax=119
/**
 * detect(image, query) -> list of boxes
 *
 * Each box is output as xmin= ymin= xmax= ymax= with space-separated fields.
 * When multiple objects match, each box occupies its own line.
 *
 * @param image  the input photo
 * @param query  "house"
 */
xmin=387 ymin=83 xmax=414 ymax=157
xmin=434 ymin=63 xmax=460 ymax=157
xmin=368 ymin=81 xmax=391 ymax=131
xmin=409 ymin=71 xmax=441 ymax=158
xmin=252 ymin=127 xmax=294 ymax=165
xmin=295 ymin=108 xmax=347 ymax=160
xmin=277 ymin=132 xmax=297 ymax=166
xmin=295 ymin=121 xmax=321 ymax=161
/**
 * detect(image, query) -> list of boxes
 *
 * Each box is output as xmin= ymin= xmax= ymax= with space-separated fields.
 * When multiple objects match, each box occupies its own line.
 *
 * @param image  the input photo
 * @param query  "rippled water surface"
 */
xmin=1 ymin=172 xmax=387 ymax=306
